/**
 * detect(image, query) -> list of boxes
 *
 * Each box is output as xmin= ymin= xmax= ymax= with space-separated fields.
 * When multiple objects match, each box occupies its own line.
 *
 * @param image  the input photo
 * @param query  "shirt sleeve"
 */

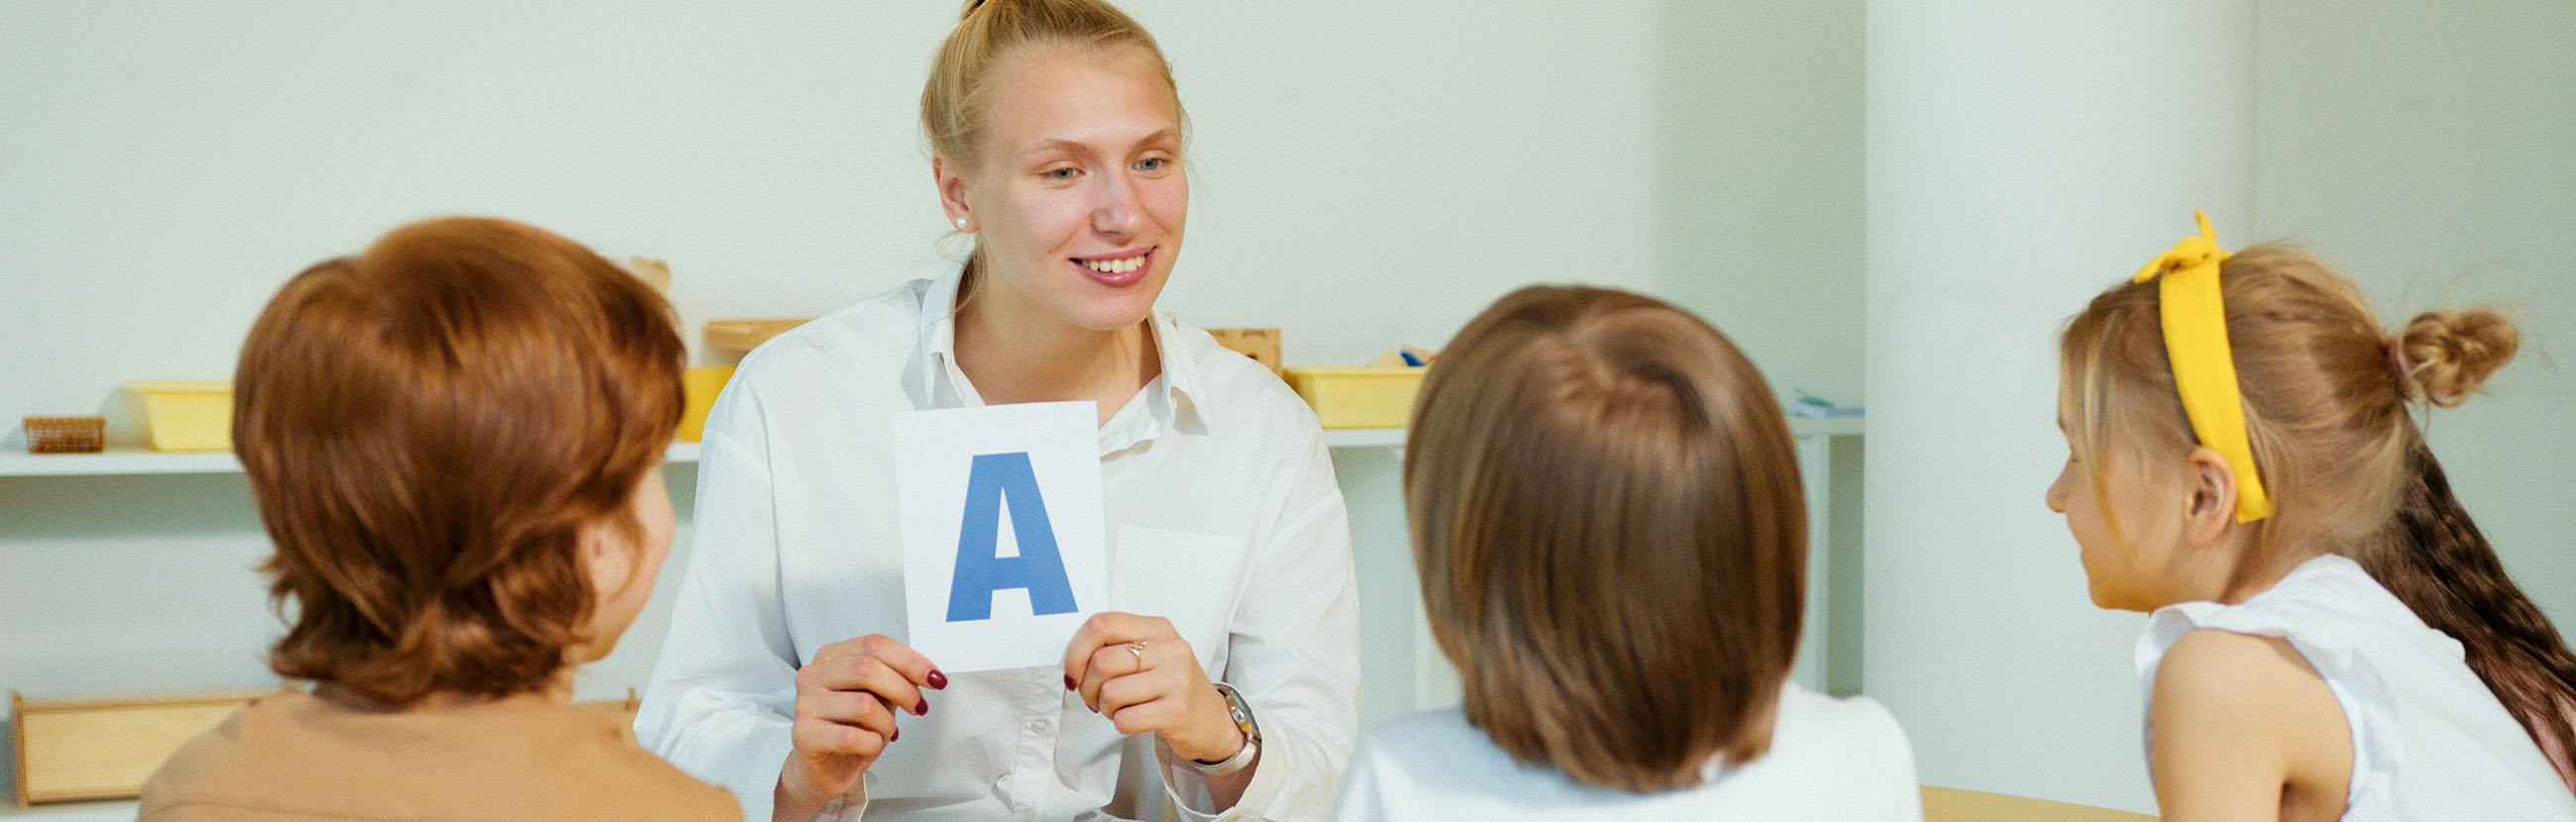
xmin=1158 ymin=430 xmax=1361 ymax=820
xmin=637 ymin=378 xmax=810 ymax=822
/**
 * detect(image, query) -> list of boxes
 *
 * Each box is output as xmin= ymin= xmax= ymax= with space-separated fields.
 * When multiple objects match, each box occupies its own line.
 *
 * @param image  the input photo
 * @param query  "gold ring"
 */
xmin=1127 ymin=640 xmax=1148 ymax=669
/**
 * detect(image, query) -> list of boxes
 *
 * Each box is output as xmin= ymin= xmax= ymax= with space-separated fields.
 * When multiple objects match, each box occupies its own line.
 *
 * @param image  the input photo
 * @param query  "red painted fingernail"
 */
xmin=914 ymin=698 xmax=929 ymax=716
xmin=1064 ymin=673 xmax=1078 ymax=691
xmin=892 ymin=727 xmax=900 ymax=742
xmin=927 ymin=669 xmax=949 ymax=690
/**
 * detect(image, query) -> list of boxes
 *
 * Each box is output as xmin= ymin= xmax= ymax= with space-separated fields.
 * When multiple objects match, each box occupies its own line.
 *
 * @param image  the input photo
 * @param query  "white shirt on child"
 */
xmin=638 ymin=268 xmax=1360 ymax=821
xmin=2137 ymin=553 xmax=2576 ymax=820
xmin=1331 ymin=683 xmax=1922 ymax=821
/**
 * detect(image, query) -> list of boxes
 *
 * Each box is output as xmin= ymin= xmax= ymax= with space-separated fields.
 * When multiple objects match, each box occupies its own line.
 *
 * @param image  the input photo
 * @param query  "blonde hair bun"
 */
xmin=2400 ymin=309 xmax=2520 ymax=407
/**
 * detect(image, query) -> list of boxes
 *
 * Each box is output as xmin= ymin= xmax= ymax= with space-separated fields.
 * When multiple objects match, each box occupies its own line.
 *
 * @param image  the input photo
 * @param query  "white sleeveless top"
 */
xmin=2136 ymin=554 xmax=2576 ymax=820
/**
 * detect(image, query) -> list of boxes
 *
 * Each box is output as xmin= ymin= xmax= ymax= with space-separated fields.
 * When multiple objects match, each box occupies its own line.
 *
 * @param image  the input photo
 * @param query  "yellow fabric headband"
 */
xmin=2132 ymin=211 xmax=2272 ymax=523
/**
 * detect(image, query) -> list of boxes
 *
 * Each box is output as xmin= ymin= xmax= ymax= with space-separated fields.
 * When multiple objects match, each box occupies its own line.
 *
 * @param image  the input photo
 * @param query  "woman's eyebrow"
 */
xmin=1022 ymin=129 xmax=1180 ymax=157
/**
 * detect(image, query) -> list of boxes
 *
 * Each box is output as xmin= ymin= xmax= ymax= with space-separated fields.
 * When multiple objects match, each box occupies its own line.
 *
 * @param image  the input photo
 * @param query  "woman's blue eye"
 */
xmin=1136 ymin=157 xmax=1166 ymax=172
xmin=1044 ymin=167 xmax=1079 ymax=181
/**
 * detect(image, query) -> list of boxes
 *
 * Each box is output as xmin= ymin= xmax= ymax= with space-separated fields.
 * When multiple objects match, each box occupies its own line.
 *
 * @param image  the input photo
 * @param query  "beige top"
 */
xmin=141 ymin=688 xmax=739 ymax=821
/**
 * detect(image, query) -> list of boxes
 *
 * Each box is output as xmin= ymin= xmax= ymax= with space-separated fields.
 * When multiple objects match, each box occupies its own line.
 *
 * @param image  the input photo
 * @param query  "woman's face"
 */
xmin=941 ymin=44 xmax=1186 ymax=334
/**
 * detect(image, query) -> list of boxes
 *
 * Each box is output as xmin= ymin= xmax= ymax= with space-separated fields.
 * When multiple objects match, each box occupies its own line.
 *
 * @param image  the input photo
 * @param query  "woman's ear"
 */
xmin=2180 ymin=446 xmax=2240 ymax=549
xmin=933 ymin=154 xmax=973 ymax=231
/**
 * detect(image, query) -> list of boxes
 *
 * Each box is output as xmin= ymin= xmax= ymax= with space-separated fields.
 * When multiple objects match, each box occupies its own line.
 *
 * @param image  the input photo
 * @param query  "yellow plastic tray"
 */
xmin=680 ymin=365 xmax=736 ymax=443
xmin=127 ymin=380 xmax=233 ymax=453
xmin=1282 ymin=366 xmax=1425 ymax=430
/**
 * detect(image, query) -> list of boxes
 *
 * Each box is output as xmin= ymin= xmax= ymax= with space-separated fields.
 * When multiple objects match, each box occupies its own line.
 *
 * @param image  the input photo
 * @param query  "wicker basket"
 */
xmin=23 ymin=417 xmax=104 ymax=454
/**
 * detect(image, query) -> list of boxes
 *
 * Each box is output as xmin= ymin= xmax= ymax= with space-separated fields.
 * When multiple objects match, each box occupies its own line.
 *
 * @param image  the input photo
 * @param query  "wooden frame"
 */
xmin=12 ymin=689 xmax=268 ymax=807
xmin=11 ymin=687 xmax=648 ymax=807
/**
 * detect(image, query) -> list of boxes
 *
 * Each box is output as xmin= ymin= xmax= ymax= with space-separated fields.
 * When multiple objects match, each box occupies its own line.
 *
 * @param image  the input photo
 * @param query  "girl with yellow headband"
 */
xmin=2047 ymin=215 xmax=2576 ymax=819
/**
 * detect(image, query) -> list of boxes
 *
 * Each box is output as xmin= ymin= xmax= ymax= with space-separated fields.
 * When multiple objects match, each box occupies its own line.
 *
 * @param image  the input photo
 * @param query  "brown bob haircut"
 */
xmin=1404 ymin=285 xmax=1806 ymax=791
xmin=234 ymin=216 xmax=685 ymax=707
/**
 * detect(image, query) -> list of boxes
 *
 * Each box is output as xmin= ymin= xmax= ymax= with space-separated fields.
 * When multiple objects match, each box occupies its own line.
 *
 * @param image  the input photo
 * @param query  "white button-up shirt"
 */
xmin=640 ymin=269 xmax=1360 ymax=822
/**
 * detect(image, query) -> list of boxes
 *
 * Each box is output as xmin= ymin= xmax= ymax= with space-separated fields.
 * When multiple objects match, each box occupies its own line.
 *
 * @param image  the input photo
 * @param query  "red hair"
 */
xmin=234 ymin=216 xmax=684 ymax=707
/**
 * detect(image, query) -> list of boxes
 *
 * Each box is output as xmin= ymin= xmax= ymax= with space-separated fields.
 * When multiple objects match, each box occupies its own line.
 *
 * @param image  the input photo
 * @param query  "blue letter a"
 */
xmin=947 ymin=452 xmax=1079 ymax=622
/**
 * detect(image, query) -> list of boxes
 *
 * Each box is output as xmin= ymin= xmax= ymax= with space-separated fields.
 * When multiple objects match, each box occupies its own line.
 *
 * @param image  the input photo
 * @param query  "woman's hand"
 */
xmin=1062 ymin=612 xmax=1244 ymax=764
xmin=776 ymin=635 xmax=946 ymax=822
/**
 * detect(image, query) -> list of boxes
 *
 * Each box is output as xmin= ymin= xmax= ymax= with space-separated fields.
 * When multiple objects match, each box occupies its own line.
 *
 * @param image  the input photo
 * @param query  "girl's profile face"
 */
xmin=2047 ymin=390 xmax=2189 ymax=612
xmin=946 ymin=44 xmax=1186 ymax=335
xmin=582 ymin=463 xmax=676 ymax=662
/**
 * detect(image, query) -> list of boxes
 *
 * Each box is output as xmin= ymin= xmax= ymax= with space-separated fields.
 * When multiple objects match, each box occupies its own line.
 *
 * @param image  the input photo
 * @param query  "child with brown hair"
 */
xmin=2049 ymin=214 xmax=2576 ymax=819
xmin=140 ymin=217 xmax=736 ymax=820
xmin=1332 ymin=285 xmax=1921 ymax=820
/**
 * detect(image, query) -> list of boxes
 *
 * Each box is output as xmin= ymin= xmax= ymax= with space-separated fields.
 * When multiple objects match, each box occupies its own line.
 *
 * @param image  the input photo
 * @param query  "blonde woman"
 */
xmin=639 ymin=2 xmax=1358 ymax=820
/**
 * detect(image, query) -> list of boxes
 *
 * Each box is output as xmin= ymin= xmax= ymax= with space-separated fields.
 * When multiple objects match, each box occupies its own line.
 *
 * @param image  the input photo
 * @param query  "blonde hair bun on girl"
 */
xmin=2400 ymin=309 xmax=2521 ymax=408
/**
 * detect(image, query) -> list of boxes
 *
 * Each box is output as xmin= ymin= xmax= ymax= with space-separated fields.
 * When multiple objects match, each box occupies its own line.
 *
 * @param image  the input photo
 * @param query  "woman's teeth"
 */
xmin=1080 ymin=255 xmax=1145 ymax=274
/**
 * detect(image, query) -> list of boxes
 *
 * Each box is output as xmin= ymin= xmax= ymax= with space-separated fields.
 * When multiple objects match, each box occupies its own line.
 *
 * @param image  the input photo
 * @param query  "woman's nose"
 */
xmin=1091 ymin=174 xmax=1142 ymax=238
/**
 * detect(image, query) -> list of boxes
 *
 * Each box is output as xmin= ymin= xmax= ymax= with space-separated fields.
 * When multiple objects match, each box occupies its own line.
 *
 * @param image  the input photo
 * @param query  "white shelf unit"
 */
xmin=1319 ymin=419 xmax=1855 ymax=452
xmin=0 ymin=443 xmax=704 ymax=477
xmin=1319 ymin=427 xmax=1405 ymax=450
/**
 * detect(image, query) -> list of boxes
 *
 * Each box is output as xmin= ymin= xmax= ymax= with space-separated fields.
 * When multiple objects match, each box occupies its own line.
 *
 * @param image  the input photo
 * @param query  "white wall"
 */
xmin=0 ymin=0 xmax=1661 ymax=733
xmin=1861 ymin=0 xmax=2253 ymax=813
xmin=1653 ymin=0 xmax=1866 ymax=406
xmin=2251 ymin=0 xmax=2576 ymax=622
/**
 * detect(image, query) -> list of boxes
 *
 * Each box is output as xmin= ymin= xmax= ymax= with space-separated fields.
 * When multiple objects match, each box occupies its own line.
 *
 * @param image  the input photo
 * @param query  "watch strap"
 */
xmin=1188 ymin=681 xmax=1260 ymax=775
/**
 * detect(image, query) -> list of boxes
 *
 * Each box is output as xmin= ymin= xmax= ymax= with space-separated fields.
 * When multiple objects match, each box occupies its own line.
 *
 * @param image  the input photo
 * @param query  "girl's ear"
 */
xmin=580 ymin=517 xmax=637 ymax=604
xmin=2180 ymin=446 xmax=2240 ymax=549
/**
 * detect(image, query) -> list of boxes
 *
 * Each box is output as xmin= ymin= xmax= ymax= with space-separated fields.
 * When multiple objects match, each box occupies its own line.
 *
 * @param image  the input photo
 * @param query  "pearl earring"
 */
xmin=955 ymin=217 xmax=968 ymax=230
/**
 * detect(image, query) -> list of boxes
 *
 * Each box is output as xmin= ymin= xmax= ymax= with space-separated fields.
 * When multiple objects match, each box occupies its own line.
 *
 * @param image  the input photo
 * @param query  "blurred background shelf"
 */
xmin=0 ymin=443 xmax=705 ymax=478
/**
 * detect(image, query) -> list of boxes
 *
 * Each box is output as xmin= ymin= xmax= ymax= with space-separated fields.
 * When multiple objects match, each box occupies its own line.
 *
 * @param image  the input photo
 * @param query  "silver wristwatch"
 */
xmin=1188 ymin=681 xmax=1261 ymax=775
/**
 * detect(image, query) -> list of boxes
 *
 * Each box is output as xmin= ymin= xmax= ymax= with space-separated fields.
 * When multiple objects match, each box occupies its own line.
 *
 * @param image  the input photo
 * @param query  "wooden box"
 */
xmin=1204 ymin=328 xmax=1283 ymax=376
xmin=704 ymin=319 xmax=813 ymax=354
xmin=22 ymin=417 xmax=105 ymax=454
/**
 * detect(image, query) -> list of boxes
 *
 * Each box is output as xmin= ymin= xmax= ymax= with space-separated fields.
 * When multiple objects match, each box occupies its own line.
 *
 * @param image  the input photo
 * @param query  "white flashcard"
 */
xmin=893 ymin=401 xmax=1107 ymax=673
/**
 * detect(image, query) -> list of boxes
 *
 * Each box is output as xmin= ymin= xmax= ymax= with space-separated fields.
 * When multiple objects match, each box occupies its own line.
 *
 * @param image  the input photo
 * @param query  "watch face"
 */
xmin=1215 ymin=682 xmax=1258 ymax=742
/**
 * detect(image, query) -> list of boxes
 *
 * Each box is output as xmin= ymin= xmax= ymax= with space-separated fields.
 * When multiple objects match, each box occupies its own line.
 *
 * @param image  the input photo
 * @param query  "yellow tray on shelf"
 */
xmin=1282 ymin=366 xmax=1425 ymax=430
xmin=126 ymin=381 xmax=232 ymax=453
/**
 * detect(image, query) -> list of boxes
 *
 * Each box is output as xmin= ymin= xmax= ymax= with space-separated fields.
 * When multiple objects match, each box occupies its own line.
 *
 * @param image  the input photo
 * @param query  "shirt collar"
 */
xmin=910 ymin=265 xmax=1213 ymax=453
